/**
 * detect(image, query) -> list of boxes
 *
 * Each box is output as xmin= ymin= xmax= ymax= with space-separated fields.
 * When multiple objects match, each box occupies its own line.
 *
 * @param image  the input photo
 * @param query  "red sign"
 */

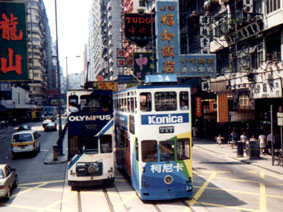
xmin=217 ymin=93 xmax=229 ymax=123
xmin=195 ymin=97 xmax=202 ymax=118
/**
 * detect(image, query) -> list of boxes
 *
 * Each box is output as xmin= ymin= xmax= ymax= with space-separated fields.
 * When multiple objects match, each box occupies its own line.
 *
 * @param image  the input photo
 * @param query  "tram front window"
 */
xmin=142 ymin=140 xmax=157 ymax=162
xmin=82 ymin=137 xmax=98 ymax=154
xmin=100 ymin=135 xmax=112 ymax=153
xmin=160 ymin=140 xmax=175 ymax=161
xmin=155 ymin=92 xmax=177 ymax=111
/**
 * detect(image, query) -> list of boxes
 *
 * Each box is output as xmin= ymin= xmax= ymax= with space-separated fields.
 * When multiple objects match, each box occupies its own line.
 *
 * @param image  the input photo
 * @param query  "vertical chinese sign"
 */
xmin=217 ymin=93 xmax=229 ymax=123
xmin=0 ymin=2 xmax=27 ymax=81
xmin=156 ymin=0 xmax=179 ymax=74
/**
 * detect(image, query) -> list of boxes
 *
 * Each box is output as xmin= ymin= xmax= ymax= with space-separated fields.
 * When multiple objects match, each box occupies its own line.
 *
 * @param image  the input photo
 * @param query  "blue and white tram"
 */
xmin=67 ymin=89 xmax=115 ymax=188
xmin=114 ymin=84 xmax=193 ymax=200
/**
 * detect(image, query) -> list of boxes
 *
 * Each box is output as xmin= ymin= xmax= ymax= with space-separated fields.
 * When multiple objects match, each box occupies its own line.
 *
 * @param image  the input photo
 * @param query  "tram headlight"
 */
xmin=186 ymin=185 xmax=193 ymax=192
xmin=164 ymin=175 xmax=174 ymax=184
xmin=70 ymin=170 xmax=76 ymax=176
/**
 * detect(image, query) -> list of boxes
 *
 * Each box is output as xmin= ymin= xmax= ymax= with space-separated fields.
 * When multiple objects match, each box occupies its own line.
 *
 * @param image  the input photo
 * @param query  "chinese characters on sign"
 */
xmin=150 ymin=163 xmax=184 ymax=174
xmin=156 ymin=0 xmax=179 ymax=73
xmin=124 ymin=13 xmax=154 ymax=47
xmin=155 ymin=0 xmax=216 ymax=77
xmin=0 ymin=2 xmax=27 ymax=81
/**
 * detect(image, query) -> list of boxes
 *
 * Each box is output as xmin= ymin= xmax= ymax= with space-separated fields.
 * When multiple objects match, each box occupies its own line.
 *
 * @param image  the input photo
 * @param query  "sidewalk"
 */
xmin=194 ymin=137 xmax=283 ymax=175
xmin=44 ymin=129 xmax=68 ymax=165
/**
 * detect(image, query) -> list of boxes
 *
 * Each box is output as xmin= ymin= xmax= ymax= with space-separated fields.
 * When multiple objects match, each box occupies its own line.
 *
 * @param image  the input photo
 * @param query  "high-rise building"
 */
xmin=87 ymin=0 xmax=121 ymax=83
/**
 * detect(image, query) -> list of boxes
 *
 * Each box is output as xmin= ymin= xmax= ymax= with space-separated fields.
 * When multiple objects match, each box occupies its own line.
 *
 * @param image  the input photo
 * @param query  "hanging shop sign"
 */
xmin=133 ymin=52 xmax=156 ymax=80
xmin=155 ymin=0 xmax=216 ymax=77
xmin=0 ymin=2 xmax=28 ymax=81
xmin=195 ymin=97 xmax=202 ymax=118
xmin=252 ymin=78 xmax=282 ymax=99
xmin=124 ymin=13 xmax=154 ymax=47
xmin=217 ymin=93 xmax=229 ymax=123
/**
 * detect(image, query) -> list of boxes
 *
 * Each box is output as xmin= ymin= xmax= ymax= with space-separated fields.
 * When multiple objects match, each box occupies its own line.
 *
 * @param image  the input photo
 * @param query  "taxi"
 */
xmin=11 ymin=130 xmax=41 ymax=158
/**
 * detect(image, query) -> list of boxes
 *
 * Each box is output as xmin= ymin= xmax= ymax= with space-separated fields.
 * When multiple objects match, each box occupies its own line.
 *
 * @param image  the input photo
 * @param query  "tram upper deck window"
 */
xmin=140 ymin=93 xmax=152 ymax=112
xmin=155 ymin=92 xmax=177 ymax=111
xmin=142 ymin=140 xmax=157 ymax=162
xmin=180 ymin=91 xmax=189 ymax=110
xmin=100 ymin=135 xmax=112 ymax=153
xmin=176 ymin=138 xmax=190 ymax=160
xmin=69 ymin=95 xmax=79 ymax=112
xmin=160 ymin=140 xmax=175 ymax=161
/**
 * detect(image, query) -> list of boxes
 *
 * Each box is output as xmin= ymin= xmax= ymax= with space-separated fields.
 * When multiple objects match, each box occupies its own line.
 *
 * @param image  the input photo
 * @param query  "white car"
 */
xmin=0 ymin=164 xmax=17 ymax=200
xmin=42 ymin=119 xmax=57 ymax=131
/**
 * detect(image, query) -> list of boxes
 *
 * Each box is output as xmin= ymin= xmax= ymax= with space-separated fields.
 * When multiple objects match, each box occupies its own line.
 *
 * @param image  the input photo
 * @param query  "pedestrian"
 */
xmin=267 ymin=132 xmax=274 ymax=155
xmin=229 ymin=129 xmax=239 ymax=149
xmin=258 ymin=133 xmax=267 ymax=154
xmin=216 ymin=134 xmax=224 ymax=145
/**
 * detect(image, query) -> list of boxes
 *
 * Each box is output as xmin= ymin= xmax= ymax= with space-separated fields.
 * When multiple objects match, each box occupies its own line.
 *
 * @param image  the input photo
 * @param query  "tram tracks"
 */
xmin=77 ymin=191 xmax=82 ymax=212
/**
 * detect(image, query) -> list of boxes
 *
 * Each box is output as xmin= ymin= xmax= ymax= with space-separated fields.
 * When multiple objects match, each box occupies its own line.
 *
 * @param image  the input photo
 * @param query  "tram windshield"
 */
xmin=160 ymin=140 xmax=175 ymax=161
xmin=142 ymin=140 xmax=157 ymax=162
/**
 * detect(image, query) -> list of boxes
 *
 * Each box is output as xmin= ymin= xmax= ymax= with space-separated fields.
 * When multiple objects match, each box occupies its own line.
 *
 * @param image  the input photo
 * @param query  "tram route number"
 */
xmin=159 ymin=126 xmax=174 ymax=134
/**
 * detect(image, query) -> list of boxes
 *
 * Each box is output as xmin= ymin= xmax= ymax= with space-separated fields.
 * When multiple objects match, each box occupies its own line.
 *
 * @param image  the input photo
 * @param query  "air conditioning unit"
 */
xmin=201 ymin=81 xmax=210 ymax=91
xmin=243 ymin=0 xmax=253 ymax=13
xmin=200 ymin=16 xmax=210 ymax=26
xmin=200 ymin=37 xmax=210 ymax=48
xmin=200 ymin=26 xmax=209 ymax=37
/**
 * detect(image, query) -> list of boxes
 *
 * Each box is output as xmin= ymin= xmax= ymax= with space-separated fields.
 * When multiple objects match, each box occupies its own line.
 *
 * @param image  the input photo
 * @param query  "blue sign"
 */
xmin=141 ymin=113 xmax=189 ymax=125
xmin=155 ymin=0 xmax=216 ymax=78
xmin=145 ymin=74 xmax=177 ymax=83
xmin=156 ymin=0 xmax=180 ymax=74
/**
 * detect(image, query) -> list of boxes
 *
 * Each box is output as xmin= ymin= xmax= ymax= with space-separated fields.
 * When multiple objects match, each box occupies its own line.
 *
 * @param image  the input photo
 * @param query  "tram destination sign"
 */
xmin=159 ymin=126 xmax=174 ymax=134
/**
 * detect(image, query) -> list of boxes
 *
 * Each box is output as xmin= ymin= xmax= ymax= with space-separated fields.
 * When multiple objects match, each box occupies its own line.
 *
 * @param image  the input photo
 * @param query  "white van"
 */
xmin=11 ymin=130 xmax=41 ymax=158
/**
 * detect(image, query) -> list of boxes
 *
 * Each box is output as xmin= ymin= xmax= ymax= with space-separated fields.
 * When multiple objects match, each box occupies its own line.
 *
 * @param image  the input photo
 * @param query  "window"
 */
xmin=266 ymin=0 xmax=281 ymax=14
xmin=0 ymin=169 xmax=4 ymax=179
xmin=140 ymin=92 xmax=152 ymax=112
xmin=155 ymin=92 xmax=177 ymax=111
xmin=13 ymin=133 xmax=33 ymax=142
xmin=100 ymin=135 xmax=112 ymax=153
xmin=160 ymin=140 xmax=175 ymax=161
xmin=176 ymin=139 xmax=190 ymax=160
xmin=82 ymin=137 xmax=98 ymax=154
xmin=139 ymin=0 xmax=146 ymax=7
xmin=179 ymin=91 xmax=189 ymax=110
xmin=142 ymin=140 xmax=157 ymax=162
xmin=135 ymin=139 xmax=139 ymax=161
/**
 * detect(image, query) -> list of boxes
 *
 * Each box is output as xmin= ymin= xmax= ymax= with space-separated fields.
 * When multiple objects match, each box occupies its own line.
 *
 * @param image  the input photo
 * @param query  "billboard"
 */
xmin=0 ymin=2 xmax=28 ymax=81
xmin=155 ymin=0 xmax=216 ymax=77
xmin=124 ymin=13 xmax=154 ymax=47
xmin=133 ymin=52 xmax=156 ymax=80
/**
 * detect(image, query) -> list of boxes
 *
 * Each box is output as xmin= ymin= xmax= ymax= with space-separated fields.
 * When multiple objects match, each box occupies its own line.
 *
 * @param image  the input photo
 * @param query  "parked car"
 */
xmin=16 ymin=124 xmax=31 ymax=131
xmin=42 ymin=119 xmax=57 ymax=131
xmin=11 ymin=130 xmax=41 ymax=158
xmin=0 ymin=164 xmax=17 ymax=200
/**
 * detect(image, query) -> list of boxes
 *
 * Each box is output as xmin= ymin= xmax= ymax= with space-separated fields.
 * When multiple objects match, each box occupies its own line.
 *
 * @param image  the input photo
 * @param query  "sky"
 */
xmin=43 ymin=0 xmax=91 ymax=75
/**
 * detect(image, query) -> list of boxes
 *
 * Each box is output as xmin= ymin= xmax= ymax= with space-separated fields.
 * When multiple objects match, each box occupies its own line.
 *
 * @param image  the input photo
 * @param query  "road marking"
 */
xmin=19 ymin=180 xmax=64 ymax=186
xmin=11 ymin=182 xmax=48 ymax=198
xmin=44 ymin=200 xmax=61 ymax=211
xmin=187 ymin=172 xmax=217 ymax=206
xmin=259 ymin=171 xmax=267 ymax=212
xmin=216 ymin=176 xmax=259 ymax=184
xmin=7 ymin=203 xmax=58 ymax=212
xmin=197 ymin=201 xmax=257 ymax=212
xmin=194 ymin=185 xmax=258 ymax=196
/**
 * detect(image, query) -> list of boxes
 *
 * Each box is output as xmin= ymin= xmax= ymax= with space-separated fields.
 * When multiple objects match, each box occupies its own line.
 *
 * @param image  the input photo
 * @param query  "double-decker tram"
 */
xmin=66 ymin=87 xmax=115 ymax=189
xmin=114 ymin=84 xmax=193 ymax=200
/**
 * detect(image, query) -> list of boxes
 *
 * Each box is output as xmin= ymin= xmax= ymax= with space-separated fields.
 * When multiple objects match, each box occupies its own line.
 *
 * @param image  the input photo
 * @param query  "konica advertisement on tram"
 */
xmin=66 ymin=87 xmax=115 ymax=189
xmin=114 ymin=84 xmax=193 ymax=200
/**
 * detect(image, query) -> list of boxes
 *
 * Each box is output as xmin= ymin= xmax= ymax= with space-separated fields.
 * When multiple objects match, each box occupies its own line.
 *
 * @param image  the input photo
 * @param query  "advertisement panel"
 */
xmin=133 ymin=52 xmax=155 ymax=80
xmin=124 ymin=13 xmax=154 ymax=47
xmin=0 ymin=2 xmax=28 ymax=81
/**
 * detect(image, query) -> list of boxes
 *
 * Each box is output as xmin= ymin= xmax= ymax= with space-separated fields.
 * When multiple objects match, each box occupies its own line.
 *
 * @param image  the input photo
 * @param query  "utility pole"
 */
xmin=55 ymin=0 xmax=63 ymax=155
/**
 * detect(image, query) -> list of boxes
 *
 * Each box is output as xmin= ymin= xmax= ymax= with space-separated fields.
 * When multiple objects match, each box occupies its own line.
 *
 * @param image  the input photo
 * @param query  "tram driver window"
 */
xmin=142 ymin=140 xmax=157 ymax=162
xmin=100 ymin=135 xmax=112 ymax=153
xmin=140 ymin=93 xmax=152 ymax=112
xmin=176 ymin=138 xmax=190 ymax=160
xmin=155 ymin=92 xmax=177 ymax=111
xmin=160 ymin=140 xmax=175 ymax=161
xmin=180 ymin=92 xmax=189 ymax=110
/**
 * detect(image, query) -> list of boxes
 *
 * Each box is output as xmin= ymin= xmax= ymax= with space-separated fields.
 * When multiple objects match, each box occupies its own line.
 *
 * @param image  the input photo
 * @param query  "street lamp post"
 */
xmin=54 ymin=0 xmax=63 ymax=155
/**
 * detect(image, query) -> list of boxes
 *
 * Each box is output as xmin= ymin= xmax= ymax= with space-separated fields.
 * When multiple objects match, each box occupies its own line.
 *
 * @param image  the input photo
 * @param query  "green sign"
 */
xmin=0 ymin=2 xmax=28 ymax=81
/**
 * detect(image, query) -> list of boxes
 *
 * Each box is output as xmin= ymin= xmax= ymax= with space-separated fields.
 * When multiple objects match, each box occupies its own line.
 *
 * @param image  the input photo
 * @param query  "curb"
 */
xmin=196 ymin=144 xmax=283 ymax=176
xmin=43 ymin=150 xmax=67 ymax=165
